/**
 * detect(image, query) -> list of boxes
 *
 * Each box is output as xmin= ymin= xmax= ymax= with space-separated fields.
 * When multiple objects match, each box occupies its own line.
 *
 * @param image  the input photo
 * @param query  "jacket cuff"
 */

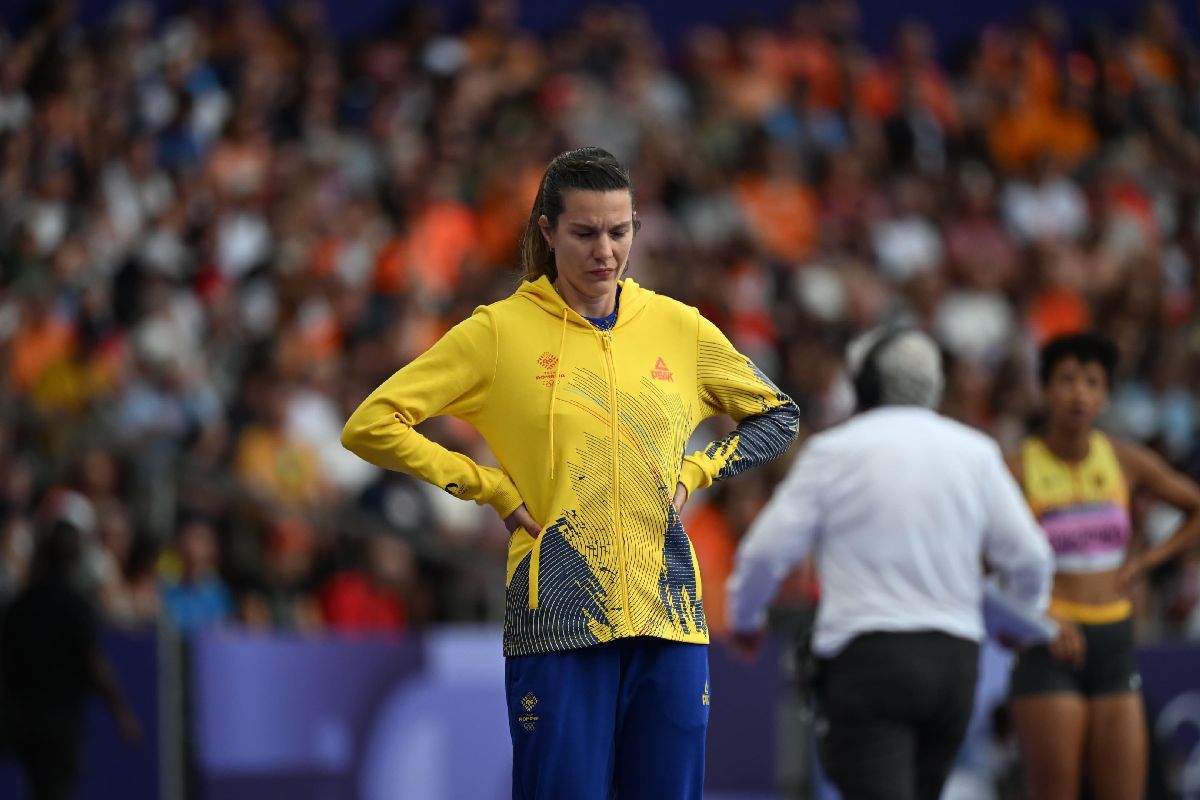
xmin=679 ymin=458 xmax=712 ymax=498
xmin=485 ymin=473 xmax=524 ymax=518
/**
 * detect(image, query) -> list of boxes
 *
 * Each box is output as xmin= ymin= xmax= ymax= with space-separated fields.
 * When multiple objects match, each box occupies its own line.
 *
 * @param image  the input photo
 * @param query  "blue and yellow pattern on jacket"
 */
xmin=342 ymin=277 xmax=799 ymax=656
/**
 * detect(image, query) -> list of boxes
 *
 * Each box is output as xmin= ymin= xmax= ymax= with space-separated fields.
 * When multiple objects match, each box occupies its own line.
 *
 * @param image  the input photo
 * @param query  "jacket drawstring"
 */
xmin=548 ymin=307 xmax=568 ymax=479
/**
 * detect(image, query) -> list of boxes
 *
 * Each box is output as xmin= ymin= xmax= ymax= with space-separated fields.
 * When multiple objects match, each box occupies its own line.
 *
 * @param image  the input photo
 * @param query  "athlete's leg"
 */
xmin=506 ymin=643 xmax=619 ymax=800
xmin=1079 ymin=616 xmax=1146 ymax=800
xmin=1086 ymin=693 xmax=1147 ymax=800
xmin=1011 ymin=693 xmax=1088 ymax=800
xmin=612 ymin=638 xmax=709 ymax=800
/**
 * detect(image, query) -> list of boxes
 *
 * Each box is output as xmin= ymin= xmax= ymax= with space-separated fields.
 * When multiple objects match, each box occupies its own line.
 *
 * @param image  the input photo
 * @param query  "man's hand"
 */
xmin=730 ymin=630 xmax=765 ymax=662
xmin=995 ymin=633 xmax=1022 ymax=651
xmin=116 ymin=707 xmax=142 ymax=747
xmin=504 ymin=504 xmax=542 ymax=538
xmin=672 ymin=482 xmax=688 ymax=514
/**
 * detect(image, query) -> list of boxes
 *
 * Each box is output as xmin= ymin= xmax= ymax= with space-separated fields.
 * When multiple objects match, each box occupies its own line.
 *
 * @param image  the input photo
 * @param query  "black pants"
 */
xmin=816 ymin=630 xmax=979 ymax=800
xmin=13 ymin=723 xmax=83 ymax=800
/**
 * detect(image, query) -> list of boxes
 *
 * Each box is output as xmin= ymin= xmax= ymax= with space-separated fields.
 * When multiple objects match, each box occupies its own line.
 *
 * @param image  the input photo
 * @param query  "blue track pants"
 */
xmin=505 ymin=637 xmax=709 ymax=800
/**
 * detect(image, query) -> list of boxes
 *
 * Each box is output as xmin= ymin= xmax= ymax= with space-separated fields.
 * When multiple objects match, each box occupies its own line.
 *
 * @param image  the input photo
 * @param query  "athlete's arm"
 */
xmin=341 ymin=309 xmax=523 ymax=518
xmin=679 ymin=314 xmax=800 ymax=500
xmin=1113 ymin=438 xmax=1200 ymax=584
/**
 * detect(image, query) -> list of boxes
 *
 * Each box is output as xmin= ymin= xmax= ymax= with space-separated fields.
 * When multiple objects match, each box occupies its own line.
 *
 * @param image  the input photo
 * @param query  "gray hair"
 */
xmin=848 ymin=329 xmax=945 ymax=410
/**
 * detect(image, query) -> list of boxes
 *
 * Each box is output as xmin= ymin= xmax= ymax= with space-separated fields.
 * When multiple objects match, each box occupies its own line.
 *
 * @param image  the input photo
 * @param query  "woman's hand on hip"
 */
xmin=672 ymin=482 xmax=689 ymax=514
xmin=1114 ymin=556 xmax=1146 ymax=596
xmin=1048 ymin=619 xmax=1086 ymax=668
xmin=504 ymin=504 xmax=542 ymax=538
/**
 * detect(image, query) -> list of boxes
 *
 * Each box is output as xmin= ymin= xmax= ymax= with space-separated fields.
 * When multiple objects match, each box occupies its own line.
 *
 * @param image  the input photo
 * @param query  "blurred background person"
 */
xmin=318 ymin=531 xmax=413 ymax=634
xmin=0 ymin=516 xmax=141 ymax=800
xmin=160 ymin=515 xmax=234 ymax=637
xmin=1007 ymin=332 xmax=1200 ymax=800
xmin=727 ymin=329 xmax=1053 ymax=800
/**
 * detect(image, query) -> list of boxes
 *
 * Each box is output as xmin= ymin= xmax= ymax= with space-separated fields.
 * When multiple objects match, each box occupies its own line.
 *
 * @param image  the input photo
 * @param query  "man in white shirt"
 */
xmin=727 ymin=329 xmax=1054 ymax=800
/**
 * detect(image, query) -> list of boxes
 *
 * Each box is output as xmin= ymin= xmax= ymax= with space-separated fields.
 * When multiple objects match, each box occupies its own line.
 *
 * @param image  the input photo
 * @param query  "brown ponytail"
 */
xmin=519 ymin=147 xmax=635 ymax=283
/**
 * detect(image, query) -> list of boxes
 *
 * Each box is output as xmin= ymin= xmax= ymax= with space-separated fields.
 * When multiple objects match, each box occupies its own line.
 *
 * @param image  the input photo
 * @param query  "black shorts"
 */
xmin=1010 ymin=616 xmax=1141 ymax=698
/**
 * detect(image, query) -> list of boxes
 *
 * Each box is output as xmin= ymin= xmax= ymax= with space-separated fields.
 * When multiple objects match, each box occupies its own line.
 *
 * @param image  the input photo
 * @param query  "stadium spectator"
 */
xmin=237 ymin=516 xmax=323 ymax=631
xmin=161 ymin=516 xmax=234 ymax=636
xmin=318 ymin=532 xmax=412 ymax=633
xmin=1 ymin=517 xmax=141 ymax=800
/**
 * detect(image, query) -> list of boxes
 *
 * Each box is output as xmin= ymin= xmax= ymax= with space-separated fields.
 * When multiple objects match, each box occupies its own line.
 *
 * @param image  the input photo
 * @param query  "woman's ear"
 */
xmin=633 ymin=210 xmax=641 ymax=234
xmin=538 ymin=214 xmax=553 ymax=249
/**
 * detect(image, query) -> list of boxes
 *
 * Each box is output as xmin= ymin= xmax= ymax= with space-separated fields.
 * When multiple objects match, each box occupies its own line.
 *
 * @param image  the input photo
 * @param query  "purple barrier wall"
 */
xmin=708 ymin=638 xmax=783 ymax=795
xmin=0 ymin=628 xmax=160 ymax=800
xmin=189 ymin=627 xmax=782 ymax=800
xmin=190 ymin=629 xmax=427 ymax=800
xmin=1140 ymin=643 xmax=1200 ymax=798
xmin=0 ymin=624 xmax=1192 ymax=799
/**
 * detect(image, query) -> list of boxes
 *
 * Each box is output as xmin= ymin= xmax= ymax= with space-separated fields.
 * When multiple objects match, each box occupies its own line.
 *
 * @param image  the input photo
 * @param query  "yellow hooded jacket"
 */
xmin=342 ymin=277 xmax=799 ymax=656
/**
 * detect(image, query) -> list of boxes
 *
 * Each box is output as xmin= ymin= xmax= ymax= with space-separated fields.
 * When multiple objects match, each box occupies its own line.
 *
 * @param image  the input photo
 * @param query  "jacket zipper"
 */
xmin=601 ymin=333 xmax=634 ymax=633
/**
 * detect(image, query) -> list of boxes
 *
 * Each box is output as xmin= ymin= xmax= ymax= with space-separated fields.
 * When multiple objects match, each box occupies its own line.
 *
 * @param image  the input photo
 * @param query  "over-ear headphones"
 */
xmin=853 ymin=328 xmax=908 ymax=412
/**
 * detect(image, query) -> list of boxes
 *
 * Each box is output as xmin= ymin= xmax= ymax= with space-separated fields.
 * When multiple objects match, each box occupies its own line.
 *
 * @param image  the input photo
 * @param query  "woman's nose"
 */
xmin=594 ymin=235 xmax=613 ymax=259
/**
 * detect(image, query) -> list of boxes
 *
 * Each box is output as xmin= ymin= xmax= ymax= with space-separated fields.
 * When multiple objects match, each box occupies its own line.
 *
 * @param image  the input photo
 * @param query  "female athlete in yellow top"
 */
xmin=1006 ymin=332 xmax=1200 ymax=800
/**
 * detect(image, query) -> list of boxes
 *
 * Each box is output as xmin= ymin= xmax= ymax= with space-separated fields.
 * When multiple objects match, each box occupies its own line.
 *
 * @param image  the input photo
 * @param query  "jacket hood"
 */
xmin=515 ymin=275 xmax=652 ymax=330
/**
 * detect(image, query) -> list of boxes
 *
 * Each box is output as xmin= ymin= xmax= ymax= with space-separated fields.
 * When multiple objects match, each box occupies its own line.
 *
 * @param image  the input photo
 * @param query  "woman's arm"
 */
xmin=1113 ymin=438 xmax=1200 ymax=585
xmin=678 ymin=314 xmax=801 ymax=500
xmin=342 ymin=308 xmax=522 ymax=518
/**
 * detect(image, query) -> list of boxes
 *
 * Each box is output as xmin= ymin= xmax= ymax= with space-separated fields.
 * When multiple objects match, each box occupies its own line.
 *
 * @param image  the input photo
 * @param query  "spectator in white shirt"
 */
xmin=727 ymin=328 xmax=1054 ymax=800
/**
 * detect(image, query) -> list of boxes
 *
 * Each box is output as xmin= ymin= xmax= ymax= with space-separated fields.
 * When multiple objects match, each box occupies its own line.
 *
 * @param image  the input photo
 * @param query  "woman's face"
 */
xmin=1043 ymin=356 xmax=1108 ymax=433
xmin=541 ymin=189 xmax=634 ymax=309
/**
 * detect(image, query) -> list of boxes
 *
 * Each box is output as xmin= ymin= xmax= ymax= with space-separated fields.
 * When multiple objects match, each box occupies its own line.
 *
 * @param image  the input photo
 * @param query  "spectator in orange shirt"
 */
xmin=405 ymin=169 xmax=480 ymax=300
xmin=856 ymin=21 xmax=959 ymax=132
xmin=734 ymin=139 xmax=819 ymax=264
xmin=682 ymin=491 xmax=736 ymax=637
xmin=8 ymin=294 xmax=75 ymax=395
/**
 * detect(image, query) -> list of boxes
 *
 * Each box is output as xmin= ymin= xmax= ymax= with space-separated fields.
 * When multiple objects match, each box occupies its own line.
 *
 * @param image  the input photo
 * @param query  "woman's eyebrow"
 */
xmin=566 ymin=221 xmax=631 ymax=232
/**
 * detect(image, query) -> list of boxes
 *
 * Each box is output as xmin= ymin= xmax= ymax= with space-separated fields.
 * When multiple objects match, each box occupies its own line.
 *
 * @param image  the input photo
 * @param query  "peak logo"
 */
xmin=650 ymin=357 xmax=673 ymax=382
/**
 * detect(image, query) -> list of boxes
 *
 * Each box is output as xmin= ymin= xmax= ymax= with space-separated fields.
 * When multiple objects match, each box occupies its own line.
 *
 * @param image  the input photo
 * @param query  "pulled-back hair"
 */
xmin=519 ymin=147 xmax=636 ymax=282
xmin=1038 ymin=332 xmax=1119 ymax=387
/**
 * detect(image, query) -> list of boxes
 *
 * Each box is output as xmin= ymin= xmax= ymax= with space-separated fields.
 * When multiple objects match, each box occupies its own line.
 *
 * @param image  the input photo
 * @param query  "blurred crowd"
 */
xmin=1 ymin=0 xmax=1199 ymax=641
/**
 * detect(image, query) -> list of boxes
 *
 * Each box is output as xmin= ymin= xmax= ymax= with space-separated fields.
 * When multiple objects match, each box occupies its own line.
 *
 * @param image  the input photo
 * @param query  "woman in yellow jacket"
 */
xmin=342 ymin=147 xmax=799 ymax=799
